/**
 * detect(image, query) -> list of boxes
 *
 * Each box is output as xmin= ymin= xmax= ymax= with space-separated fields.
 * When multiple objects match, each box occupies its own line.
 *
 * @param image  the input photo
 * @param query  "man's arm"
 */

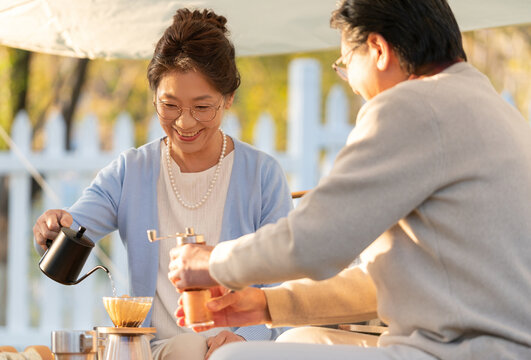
xmin=264 ymin=266 xmax=377 ymax=327
xmin=176 ymin=266 xmax=377 ymax=329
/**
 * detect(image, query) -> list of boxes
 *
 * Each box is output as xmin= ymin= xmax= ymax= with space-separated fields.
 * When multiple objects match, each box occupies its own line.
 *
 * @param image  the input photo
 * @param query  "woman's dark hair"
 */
xmin=147 ymin=8 xmax=240 ymax=95
xmin=331 ymin=0 xmax=467 ymax=75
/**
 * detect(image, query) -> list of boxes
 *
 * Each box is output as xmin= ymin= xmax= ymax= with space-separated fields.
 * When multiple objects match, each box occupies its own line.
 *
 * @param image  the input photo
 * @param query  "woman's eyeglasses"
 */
xmin=154 ymin=98 xmax=224 ymax=123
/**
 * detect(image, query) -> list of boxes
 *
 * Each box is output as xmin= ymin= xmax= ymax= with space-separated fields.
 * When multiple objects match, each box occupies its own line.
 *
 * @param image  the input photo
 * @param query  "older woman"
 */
xmin=33 ymin=8 xmax=292 ymax=360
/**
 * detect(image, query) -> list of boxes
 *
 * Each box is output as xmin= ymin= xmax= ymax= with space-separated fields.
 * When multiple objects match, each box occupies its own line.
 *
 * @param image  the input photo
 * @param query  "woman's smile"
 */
xmin=173 ymin=127 xmax=204 ymax=142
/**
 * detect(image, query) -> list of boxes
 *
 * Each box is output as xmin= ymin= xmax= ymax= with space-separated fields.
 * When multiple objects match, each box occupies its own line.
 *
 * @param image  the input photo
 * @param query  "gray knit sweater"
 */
xmin=210 ymin=62 xmax=531 ymax=359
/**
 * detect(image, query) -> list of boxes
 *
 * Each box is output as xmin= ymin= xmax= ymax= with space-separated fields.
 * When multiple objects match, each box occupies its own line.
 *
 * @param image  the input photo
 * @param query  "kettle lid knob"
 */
xmin=61 ymin=226 xmax=94 ymax=247
xmin=75 ymin=226 xmax=86 ymax=238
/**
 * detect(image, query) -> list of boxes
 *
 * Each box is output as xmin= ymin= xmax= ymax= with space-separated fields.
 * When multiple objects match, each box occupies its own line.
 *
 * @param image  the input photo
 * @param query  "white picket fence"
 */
xmin=0 ymin=58 xmax=354 ymax=348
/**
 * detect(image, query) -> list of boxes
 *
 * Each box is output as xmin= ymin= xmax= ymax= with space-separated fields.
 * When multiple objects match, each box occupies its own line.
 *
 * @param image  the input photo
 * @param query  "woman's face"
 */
xmin=155 ymin=70 xmax=233 ymax=157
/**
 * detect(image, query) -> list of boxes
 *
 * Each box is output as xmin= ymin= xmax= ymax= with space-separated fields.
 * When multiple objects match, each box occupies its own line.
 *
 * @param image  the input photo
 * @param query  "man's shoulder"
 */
xmin=359 ymin=83 xmax=425 ymax=122
xmin=364 ymin=62 xmax=483 ymax=114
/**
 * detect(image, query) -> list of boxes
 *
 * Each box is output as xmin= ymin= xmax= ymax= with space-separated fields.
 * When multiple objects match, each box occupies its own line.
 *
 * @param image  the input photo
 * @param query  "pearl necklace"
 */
xmin=166 ymin=129 xmax=227 ymax=209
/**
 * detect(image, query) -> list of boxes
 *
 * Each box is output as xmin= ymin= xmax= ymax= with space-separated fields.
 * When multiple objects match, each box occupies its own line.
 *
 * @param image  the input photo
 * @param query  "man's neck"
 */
xmin=409 ymin=59 xmax=462 ymax=80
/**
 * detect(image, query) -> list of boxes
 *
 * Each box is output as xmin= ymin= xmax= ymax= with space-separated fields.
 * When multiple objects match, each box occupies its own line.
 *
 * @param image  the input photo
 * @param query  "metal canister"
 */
xmin=176 ymin=227 xmax=205 ymax=246
xmin=93 ymin=327 xmax=107 ymax=360
xmin=51 ymin=330 xmax=97 ymax=360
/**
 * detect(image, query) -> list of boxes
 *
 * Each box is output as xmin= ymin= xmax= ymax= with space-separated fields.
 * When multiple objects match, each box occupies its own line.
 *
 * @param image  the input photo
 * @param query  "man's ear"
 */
xmin=367 ymin=33 xmax=392 ymax=71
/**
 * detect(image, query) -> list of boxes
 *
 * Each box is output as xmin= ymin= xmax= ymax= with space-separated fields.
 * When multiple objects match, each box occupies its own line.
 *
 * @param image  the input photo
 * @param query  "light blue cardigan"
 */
xmin=67 ymin=137 xmax=293 ymax=340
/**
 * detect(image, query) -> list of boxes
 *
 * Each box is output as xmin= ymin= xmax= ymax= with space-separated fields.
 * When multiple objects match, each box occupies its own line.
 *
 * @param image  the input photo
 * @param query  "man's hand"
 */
xmin=205 ymin=330 xmax=244 ymax=360
xmin=168 ymin=244 xmax=218 ymax=291
xmin=33 ymin=209 xmax=73 ymax=250
xmin=175 ymin=286 xmax=271 ymax=331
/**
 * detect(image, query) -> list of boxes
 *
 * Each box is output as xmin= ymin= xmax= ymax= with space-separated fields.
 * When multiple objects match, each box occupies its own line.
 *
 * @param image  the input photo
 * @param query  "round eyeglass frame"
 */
xmin=153 ymin=97 xmax=224 ymax=123
xmin=332 ymin=44 xmax=363 ymax=81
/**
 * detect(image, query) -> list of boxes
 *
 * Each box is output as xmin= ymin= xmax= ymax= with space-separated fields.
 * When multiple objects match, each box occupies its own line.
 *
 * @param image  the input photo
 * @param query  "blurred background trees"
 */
xmin=0 ymin=25 xmax=529 ymax=153
xmin=462 ymin=26 xmax=531 ymax=117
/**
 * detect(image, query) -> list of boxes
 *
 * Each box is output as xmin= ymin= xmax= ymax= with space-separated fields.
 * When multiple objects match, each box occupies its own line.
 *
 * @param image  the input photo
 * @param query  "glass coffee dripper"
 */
xmin=98 ymin=296 xmax=155 ymax=360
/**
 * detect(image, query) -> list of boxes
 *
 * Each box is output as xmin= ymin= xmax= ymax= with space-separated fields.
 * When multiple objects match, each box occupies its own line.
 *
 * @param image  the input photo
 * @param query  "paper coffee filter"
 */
xmin=103 ymin=296 xmax=153 ymax=327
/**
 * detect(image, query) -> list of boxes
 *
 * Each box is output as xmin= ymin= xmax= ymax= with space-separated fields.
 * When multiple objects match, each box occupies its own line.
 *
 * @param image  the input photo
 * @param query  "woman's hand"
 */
xmin=168 ymin=244 xmax=218 ymax=291
xmin=205 ymin=330 xmax=244 ymax=360
xmin=33 ymin=209 xmax=73 ymax=250
xmin=175 ymin=286 xmax=271 ymax=331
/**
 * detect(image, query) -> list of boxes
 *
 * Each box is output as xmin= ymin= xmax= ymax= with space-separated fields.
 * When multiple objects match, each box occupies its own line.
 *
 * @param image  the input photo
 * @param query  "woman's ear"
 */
xmin=367 ymin=33 xmax=391 ymax=71
xmin=224 ymin=93 xmax=235 ymax=109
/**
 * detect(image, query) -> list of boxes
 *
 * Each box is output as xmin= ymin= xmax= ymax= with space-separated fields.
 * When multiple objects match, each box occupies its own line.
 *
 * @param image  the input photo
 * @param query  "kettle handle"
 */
xmin=38 ymin=239 xmax=53 ymax=265
xmin=72 ymin=265 xmax=110 ymax=285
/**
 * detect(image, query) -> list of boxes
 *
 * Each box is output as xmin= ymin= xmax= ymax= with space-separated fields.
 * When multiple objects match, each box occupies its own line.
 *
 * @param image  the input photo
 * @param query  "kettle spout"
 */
xmin=73 ymin=265 xmax=109 ymax=285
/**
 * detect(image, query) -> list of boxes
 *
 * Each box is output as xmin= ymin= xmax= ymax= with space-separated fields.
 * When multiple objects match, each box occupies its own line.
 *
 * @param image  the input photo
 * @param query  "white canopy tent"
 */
xmin=0 ymin=0 xmax=530 ymax=59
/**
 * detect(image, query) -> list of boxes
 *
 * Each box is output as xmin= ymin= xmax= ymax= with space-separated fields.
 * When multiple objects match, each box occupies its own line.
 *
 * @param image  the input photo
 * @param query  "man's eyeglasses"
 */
xmin=154 ymin=97 xmax=224 ymax=123
xmin=332 ymin=45 xmax=362 ymax=81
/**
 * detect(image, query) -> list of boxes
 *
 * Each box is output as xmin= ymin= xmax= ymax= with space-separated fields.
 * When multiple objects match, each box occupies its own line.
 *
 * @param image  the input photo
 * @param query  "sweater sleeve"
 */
xmin=210 ymin=89 xmax=443 ymax=290
xmin=264 ymin=266 xmax=377 ymax=327
xmin=258 ymin=154 xmax=294 ymax=226
xmin=67 ymin=153 xmax=125 ymax=242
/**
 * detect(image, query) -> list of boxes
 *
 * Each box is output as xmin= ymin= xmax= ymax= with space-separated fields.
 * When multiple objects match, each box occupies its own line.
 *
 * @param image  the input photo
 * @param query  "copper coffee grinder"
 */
xmin=147 ymin=227 xmax=214 ymax=328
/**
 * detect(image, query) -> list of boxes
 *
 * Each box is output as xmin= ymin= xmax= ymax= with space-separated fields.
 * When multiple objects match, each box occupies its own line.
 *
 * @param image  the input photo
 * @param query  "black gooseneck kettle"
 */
xmin=39 ymin=226 xmax=109 ymax=285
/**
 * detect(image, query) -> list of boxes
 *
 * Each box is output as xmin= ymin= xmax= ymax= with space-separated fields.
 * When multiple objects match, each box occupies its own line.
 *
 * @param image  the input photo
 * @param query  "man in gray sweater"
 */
xmin=168 ymin=0 xmax=531 ymax=359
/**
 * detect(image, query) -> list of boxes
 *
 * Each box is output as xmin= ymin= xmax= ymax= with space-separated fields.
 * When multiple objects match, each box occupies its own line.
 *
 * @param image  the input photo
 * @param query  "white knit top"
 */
xmin=152 ymin=139 xmax=234 ymax=341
